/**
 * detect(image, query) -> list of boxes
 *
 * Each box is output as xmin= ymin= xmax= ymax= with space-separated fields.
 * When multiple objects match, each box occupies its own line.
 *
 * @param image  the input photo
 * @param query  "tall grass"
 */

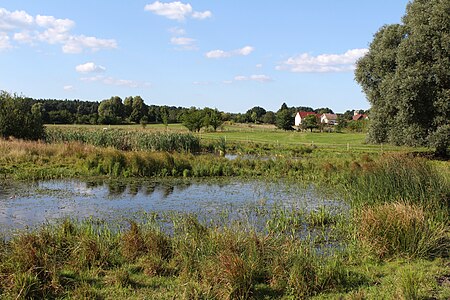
xmin=356 ymin=202 xmax=449 ymax=259
xmin=0 ymin=212 xmax=367 ymax=299
xmin=342 ymin=153 xmax=449 ymax=210
xmin=45 ymin=127 xmax=200 ymax=153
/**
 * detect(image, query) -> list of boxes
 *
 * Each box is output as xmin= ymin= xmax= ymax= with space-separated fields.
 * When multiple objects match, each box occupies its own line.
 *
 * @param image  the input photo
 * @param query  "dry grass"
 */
xmin=357 ymin=202 xmax=449 ymax=259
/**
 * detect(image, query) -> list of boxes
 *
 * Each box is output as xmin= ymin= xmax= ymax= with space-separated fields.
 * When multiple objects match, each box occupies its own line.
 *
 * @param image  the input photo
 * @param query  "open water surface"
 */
xmin=0 ymin=178 xmax=346 ymax=234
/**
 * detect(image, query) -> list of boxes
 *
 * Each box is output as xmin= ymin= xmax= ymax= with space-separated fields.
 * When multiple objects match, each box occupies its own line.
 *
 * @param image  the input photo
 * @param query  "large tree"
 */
xmin=355 ymin=0 xmax=449 ymax=155
xmin=0 ymin=91 xmax=45 ymax=140
xmin=275 ymin=103 xmax=294 ymax=131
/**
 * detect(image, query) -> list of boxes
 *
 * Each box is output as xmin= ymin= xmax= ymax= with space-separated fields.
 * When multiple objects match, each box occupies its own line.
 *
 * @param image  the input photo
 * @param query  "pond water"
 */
xmin=0 ymin=178 xmax=346 ymax=233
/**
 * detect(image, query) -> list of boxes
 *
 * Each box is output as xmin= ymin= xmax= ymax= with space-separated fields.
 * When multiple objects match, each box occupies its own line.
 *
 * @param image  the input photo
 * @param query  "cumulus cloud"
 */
xmin=0 ymin=8 xmax=33 ymax=31
xmin=205 ymin=46 xmax=254 ymax=59
xmin=63 ymin=85 xmax=74 ymax=91
xmin=276 ymin=48 xmax=368 ymax=73
xmin=80 ymin=75 xmax=150 ymax=89
xmin=144 ymin=1 xmax=211 ymax=21
xmin=62 ymin=35 xmax=117 ymax=54
xmin=233 ymin=74 xmax=272 ymax=83
xmin=13 ymin=31 xmax=33 ymax=44
xmin=75 ymin=62 xmax=106 ymax=73
xmin=0 ymin=7 xmax=117 ymax=53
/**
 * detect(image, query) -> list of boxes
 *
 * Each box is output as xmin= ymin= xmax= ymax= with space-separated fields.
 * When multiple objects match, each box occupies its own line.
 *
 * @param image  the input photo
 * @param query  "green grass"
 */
xmin=46 ymin=123 xmax=429 ymax=153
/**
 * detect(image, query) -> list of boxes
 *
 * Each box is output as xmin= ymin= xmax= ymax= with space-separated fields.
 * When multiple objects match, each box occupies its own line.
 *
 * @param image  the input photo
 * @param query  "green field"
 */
xmin=46 ymin=123 xmax=425 ymax=153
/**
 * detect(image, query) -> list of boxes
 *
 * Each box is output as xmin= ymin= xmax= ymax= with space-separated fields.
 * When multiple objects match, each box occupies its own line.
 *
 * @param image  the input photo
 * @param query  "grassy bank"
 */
xmin=0 ymin=206 xmax=448 ymax=299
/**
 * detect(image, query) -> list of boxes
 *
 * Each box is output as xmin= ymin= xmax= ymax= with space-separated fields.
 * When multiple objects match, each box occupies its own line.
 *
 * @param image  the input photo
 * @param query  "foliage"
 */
xmin=275 ymin=103 xmax=294 ymax=131
xmin=98 ymin=96 xmax=125 ymax=125
xmin=0 ymin=91 xmax=45 ymax=140
xmin=45 ymin=127 xmax=200 ymax=153
xmin=182 ymin=108 xmax=205 ymax=132
xmin=355 ymin=0 xmax=450 ymax=152
xmin=301 ymin=114 xmax=319 ymax=132
xmin=203 ymin=107 xmax=224 ymax=131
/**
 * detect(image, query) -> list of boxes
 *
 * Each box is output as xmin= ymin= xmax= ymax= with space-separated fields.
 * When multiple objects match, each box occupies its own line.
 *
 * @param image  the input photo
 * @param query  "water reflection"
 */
xmin=0 ymin=178 xmax=346 ymax=234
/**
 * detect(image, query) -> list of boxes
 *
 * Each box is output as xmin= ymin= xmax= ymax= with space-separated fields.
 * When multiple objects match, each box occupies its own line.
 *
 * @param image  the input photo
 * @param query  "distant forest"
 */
xmin=26 ymin=96 xmax=367 ymax=125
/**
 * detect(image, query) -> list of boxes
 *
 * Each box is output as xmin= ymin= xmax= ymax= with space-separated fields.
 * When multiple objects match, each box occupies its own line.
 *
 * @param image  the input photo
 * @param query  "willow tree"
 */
xmin=355 ymin=0 xmax=449 ymax=155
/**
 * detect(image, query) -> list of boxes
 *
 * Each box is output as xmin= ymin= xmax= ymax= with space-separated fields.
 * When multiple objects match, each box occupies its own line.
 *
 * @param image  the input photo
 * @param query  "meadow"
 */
xmin=0 ymin=124 xmax=448 ymax=299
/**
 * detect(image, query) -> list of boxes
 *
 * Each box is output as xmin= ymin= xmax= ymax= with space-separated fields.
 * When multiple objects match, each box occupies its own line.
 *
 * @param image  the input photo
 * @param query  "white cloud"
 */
xmin=0 ymin=32 xmax=11 ymax=49
xmin=0 ymin=8 xmax=34 ymax=31
xmin=63 ymin=85 xmax=74 ymax=91
xmin=80 ymin=75 xmax=150 ymax=88
xmin=192 ymin=10 xmax=212 ymax=20
xmin=205 ymin=45 xmax=254 ymax=58
xmin=0 ymin=7 xmax=117 ymax=54
xmin=75 ymin=62 xmax=106 ymax=73
xmin=144 ymin=1 xmax=211 ymax=21
xmin=276 ymin=48 xmax=368 ymax=73
xmin=13 ymin=31 xmax=33 ymax=44
xmin=62 ymin=35 xmax=117 ymax=54
xmin=234 ymin=74 xmax=272 ymax=83
xmin=170 ymin=36 xmax=195 ymax=46
xmin=256 ymin=63 xmax=263 ymax=68
xmin=193 ymin=81 xmax=212 ymax=85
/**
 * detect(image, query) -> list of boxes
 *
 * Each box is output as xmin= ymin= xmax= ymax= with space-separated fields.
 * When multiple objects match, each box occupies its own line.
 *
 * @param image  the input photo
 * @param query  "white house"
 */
xmin=294 ymin=111 xmax=317 ymax=126
xmin=320 ymin=113 xmax=338 ymax=125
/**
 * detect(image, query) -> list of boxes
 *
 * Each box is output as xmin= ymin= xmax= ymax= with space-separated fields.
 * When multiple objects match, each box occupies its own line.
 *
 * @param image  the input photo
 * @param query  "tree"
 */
xmin=262 ymin=111 xmax=276 ymax=124
xmin=275 ymin=103 xmax=294 ymax=130
xmin=314 ymin=107 xmax=334 ymax=114
xmin=0 ymin=91 xmax=45 ymax=140
xmin=204 ymin=108 xmax=224 ymax=131
xmin=182 ymin=108 xmax=205 ymax=132
xmin=355 ymin=0 xmax=450 ymax=154
xmin=98 ymin=96 xmax=124 ymax=124
xmin=245 ymin=106 xmax=266 ymax=123
xmin=130 ymin=96 xmax=147 ymax=123
xmin=301 ymin=114 xmax=318 ymax=132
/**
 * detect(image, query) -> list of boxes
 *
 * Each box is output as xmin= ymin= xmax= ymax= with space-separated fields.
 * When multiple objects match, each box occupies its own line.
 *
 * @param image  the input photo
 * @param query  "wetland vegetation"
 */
xmin=0 ymin=124 xmax=448 ymax=299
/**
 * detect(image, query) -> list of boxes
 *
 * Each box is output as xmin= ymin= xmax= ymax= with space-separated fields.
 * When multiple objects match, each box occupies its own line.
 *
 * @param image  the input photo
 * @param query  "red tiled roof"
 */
xmin=297 ymin=111 xmax=316 ymax=118
xmin=352 ymin=114 xmax=368 ymax=121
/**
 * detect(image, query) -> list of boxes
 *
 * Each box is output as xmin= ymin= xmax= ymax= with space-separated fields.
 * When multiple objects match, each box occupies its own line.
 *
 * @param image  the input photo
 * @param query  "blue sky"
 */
xmin=0 ymin=1 xmax=409 ymax=113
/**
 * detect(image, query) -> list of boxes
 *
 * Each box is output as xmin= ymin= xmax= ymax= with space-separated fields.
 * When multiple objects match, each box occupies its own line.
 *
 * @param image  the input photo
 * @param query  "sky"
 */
xmin=0 ymin=1 xmax=410 ymax=113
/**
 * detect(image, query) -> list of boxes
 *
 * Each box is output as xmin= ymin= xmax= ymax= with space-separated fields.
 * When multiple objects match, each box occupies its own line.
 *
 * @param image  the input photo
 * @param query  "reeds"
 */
xmin=356 ymin=202 xmax=449 ymax=259
xmin=45 ymin=127 xmax=201 ymax=153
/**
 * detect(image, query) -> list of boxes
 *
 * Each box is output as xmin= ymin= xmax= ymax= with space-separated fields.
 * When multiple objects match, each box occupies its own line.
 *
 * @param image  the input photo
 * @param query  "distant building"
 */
xmin=352 ymin=111 xmax=369 ymax=121
xmin=294 ymin=111 xmax=317 ymax=126
xmin=320 ymin=113 xmax=338 ymax=125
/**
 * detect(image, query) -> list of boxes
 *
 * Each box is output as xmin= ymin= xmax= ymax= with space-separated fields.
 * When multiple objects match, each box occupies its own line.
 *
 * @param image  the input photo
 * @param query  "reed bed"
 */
xmin=45 ymin=127 xmax=200 ymax=153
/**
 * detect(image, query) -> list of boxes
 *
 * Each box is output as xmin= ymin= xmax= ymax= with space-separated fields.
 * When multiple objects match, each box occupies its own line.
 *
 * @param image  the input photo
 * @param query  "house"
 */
xmin=352 ymin=113 xmax=369 ymax=121
xmin=294 ymin=111 xmax=317 ymax=126
xmin=320 ymin=113 xmax=338 ymax=125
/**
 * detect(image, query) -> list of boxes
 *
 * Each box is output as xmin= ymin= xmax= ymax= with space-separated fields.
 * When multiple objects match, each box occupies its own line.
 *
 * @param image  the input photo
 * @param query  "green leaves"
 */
xmin=355 ymin=0 xmax=450 ymax=154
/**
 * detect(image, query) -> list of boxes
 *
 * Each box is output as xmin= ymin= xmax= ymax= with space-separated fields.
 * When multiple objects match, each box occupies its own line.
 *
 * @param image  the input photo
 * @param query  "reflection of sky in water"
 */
xmin=0 ymin=179 xmax=346 ymax=233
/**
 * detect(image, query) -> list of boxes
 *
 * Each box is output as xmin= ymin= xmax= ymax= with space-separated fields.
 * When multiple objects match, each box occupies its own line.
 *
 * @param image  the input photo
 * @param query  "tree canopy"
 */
xmin=0 ymin=91 xmax=45 ymax=140
xmin=355 ymin=0 xmax=450 ymax=155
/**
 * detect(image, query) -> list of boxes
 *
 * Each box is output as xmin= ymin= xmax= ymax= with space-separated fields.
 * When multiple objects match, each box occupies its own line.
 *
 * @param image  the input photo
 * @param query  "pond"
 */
xmin=0 ymin=178 xmax=346 ymax=234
